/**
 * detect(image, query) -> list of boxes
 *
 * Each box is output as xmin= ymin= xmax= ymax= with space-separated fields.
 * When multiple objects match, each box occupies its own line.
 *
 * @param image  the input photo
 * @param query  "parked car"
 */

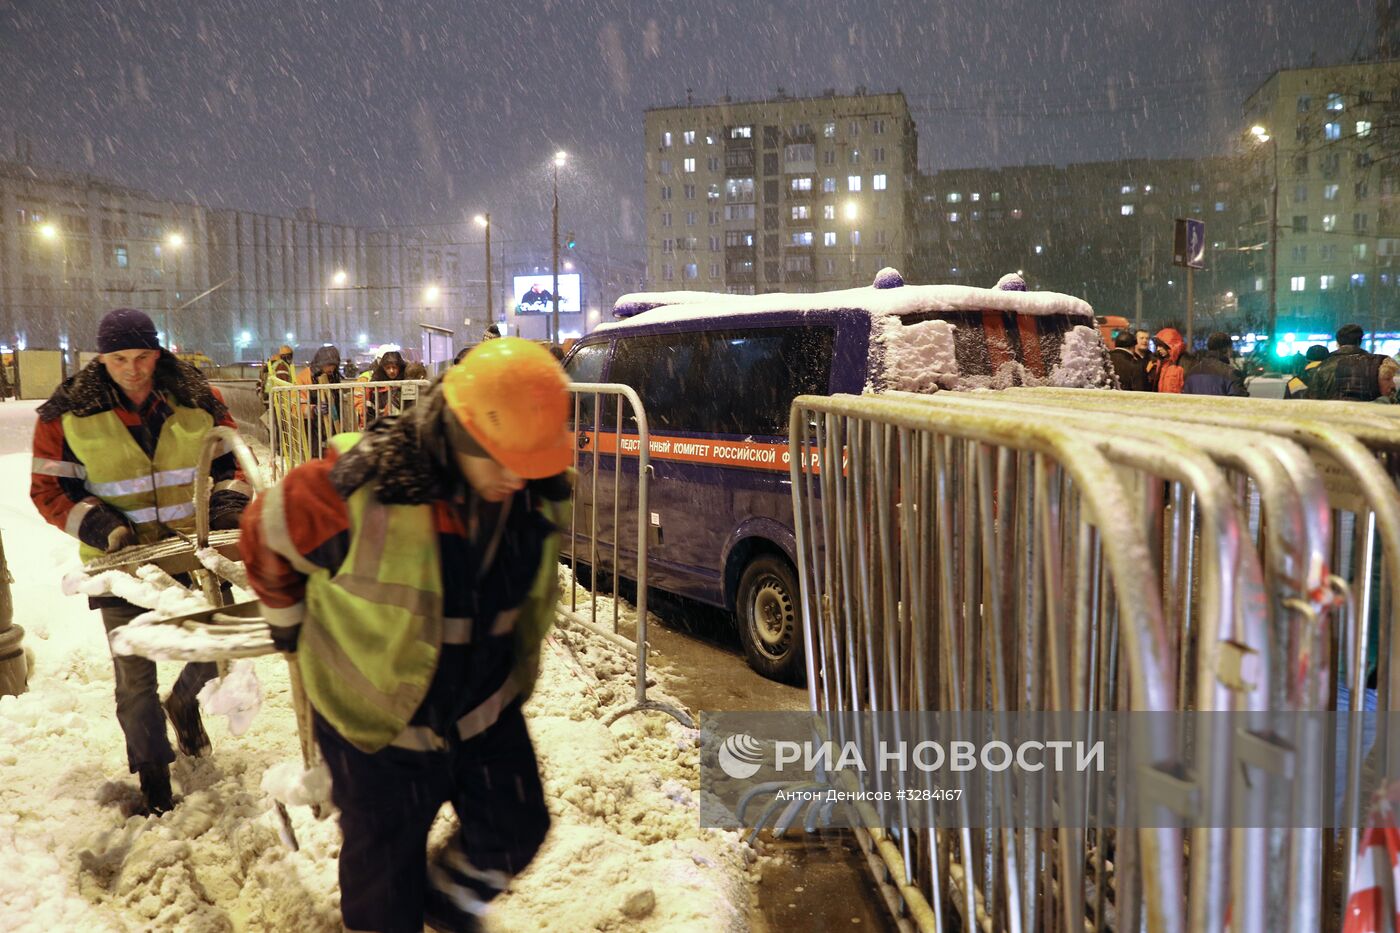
xmin=561 ymin=270 xmax=1106 ymax=682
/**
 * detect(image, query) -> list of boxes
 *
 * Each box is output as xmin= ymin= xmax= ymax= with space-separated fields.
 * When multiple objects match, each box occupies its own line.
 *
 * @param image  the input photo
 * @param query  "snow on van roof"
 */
xmin=604 ymin=271 xmax=1092 ymax=332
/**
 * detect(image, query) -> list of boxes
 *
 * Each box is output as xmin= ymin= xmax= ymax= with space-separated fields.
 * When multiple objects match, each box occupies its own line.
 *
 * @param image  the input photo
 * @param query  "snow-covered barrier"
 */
xmin=780 ymin=390 xmax=1400 ymax=933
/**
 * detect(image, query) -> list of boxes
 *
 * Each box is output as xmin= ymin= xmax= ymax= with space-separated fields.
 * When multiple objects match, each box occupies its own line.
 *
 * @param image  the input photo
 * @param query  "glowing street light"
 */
xmin=843 ymin=201 xmax=859 ymax=221
xmin=1250 ymin=124 xmax=1271 ymax=143
xmin=423 ymin=284 xmax=441 ymax=304
xmin=165 ymin=232 xmax=184 ymax=249
xmin=474 ymin=214 xmax=493 ymax=329
xmin=38 ymin=223 xmax=58 ymax=242
xmin=332 ymin=269 xmax=348 ymax=287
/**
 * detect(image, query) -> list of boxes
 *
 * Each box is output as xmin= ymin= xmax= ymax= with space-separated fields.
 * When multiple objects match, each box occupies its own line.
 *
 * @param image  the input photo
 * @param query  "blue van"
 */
xmin=561 ymin=270 xmax=1107 ymax=683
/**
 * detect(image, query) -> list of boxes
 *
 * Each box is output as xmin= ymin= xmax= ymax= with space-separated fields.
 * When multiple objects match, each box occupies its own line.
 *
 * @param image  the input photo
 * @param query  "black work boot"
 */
xmin=163 ymin=693 xmax=212 ymax=758
xmin=137 ymin=763 xmax=173 ymax=815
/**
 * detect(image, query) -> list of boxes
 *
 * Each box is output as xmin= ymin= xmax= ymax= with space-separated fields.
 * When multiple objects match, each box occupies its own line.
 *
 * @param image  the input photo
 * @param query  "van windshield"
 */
xmin=610 ymin=326 xmax=834 ymax=437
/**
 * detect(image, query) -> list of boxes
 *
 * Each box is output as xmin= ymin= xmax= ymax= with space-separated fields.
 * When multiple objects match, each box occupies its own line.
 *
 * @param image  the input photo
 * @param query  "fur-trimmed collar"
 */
xmin=36 ymin=352 xmax=229 ymax=423
xmin=329 ymin=385 xmax=572 ymax=506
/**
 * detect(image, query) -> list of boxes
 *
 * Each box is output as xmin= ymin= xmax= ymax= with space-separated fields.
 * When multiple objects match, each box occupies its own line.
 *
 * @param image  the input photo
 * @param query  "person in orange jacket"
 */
xmin=1153 ymin=327 xmax=1187 ymax=394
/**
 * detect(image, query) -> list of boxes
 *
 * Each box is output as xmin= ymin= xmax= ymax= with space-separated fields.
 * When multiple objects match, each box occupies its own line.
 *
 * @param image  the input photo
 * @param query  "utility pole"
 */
xmin=1267 ymin=138 xmax=1279 ymax=349
xmin=551 ymin=151 xmax=567 ymax=346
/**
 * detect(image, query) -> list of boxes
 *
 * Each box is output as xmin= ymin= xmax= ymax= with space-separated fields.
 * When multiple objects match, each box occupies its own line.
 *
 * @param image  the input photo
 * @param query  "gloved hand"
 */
xmin=78 ymin=504 xmax=137 ymax=554
xmin=270 ymin=625 xmax=300 ymax=654
xmin=208 ymin=490 xmax=251 ymax=531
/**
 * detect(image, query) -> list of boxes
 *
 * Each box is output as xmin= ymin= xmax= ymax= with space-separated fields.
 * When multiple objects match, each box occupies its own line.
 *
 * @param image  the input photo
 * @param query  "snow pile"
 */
xmin=876 ymin=316 xmax=959 ymax=393
xmin=0 ymin=417 xmax=755 ymax=932
xmin=197 ymin=660 xmax=264 ymax=736
xmin=261 ymin=760 xmax=333 ymax=809
xmin=1048 ymin=325 xmax=1115 ymax=389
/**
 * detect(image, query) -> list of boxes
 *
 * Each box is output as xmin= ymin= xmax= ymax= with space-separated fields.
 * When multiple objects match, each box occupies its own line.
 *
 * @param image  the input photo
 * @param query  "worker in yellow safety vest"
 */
xmin=241 ymin=338 xmax=573 ymax=932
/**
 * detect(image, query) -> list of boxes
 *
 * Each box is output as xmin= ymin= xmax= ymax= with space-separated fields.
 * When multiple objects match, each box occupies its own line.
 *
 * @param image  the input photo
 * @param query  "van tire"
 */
xmin=736 ymin=555 xmax=805 ymax=685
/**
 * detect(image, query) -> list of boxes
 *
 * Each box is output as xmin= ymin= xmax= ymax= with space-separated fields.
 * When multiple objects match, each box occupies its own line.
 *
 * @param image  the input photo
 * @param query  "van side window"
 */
xmin=610 ymin=327 xmax=834 ymax=437
xmin=564 ymin=341 xmax=610 ymax=427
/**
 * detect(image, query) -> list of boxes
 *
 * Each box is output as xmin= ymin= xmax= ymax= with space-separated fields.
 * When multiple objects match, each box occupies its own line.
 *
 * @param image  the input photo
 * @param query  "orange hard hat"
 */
xmin=441 ymin=337 xmax=572 ymax=479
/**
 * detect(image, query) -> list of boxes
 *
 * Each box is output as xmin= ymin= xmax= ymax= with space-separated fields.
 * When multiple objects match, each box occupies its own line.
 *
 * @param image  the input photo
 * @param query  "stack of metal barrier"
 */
xmin=265 ymin=379 xmax=429 ymax=478
xmin=787 ymin=389 xmax=1398 ymax=933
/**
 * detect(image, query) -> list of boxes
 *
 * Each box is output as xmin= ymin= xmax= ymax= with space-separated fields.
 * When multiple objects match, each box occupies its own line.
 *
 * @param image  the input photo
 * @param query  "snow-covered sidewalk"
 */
xmin=0 ymin=402 xmax=755 ymax=931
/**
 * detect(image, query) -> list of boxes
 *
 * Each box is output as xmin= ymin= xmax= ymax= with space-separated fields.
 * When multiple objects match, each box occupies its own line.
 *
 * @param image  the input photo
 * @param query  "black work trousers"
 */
xmin=100 ymin=600 xmax=217 ymax=772
xmin=314 ymin=700 xmax=550 ymax=933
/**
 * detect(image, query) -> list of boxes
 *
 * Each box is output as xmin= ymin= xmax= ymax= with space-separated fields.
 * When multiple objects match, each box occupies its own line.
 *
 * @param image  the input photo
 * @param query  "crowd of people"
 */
xmin=1107 ymin=321 xmax=1398 ymax=402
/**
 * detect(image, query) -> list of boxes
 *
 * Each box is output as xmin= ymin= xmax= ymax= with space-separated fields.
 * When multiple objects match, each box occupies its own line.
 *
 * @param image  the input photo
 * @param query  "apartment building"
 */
xmin=1241 ymin=60 xmax=1400 ymax=339
xmin=911 ymin=157 xmax=1251 ymax=327
xmin=643 ymin=89 xmax=917 ymax=294
xmin=0 ymin=159 xmax=205 ymax=353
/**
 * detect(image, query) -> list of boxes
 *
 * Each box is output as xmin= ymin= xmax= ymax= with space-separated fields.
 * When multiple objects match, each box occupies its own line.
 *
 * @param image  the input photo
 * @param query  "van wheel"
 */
xmin=736 ymin=555 xmax=805 ymax=685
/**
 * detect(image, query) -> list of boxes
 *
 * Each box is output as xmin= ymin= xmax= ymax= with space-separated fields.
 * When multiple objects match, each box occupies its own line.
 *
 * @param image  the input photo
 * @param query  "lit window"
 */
xmin=1324 ymin=122 xmax=1341 ymax=141
xmin=1121 ymin=204 xmax=1135 ymax=216
xmin=947 ymin=212 xmax=960 ymax=222
xmin=823 ymin=177 xmax=837 ymax=193
xmin=872 ymin=173 xmax=887 ymax=191
xmin=1121 ymin=185 xmax=1135 ymax=194
xmin=1033 ymin=244 xmax=1044 ymax=255
xmin=1010 ymin=209 xmax=1023 ymax=219
xmin=823 ymin=231 xmax=837 ymax=247
xmin=1352 ymin=273 xmax=1367 ymax=286
xmin=850 ymin=230 xmax=861 ymax=246
xmin=730 ymin=125 xmax=752 ymax=139
xmin=114 ymin=246 xmax=129 ymax=268
xmin=823 ymin=205 xmax=835 ymax=220
xmin=847 ymin=175 xmax=862 ymax=192
xmin=1358 ymin=120 xmax=1373 ymax=137
xmin=684 ymin=263 xmax=698 ymax=279
xmin=1322 ymin=214 xmax=1337 ymax=231
xmin=1214 ymin=201 xmax=1226 ymax=212
xmin=790 ymin=177 xmax=813 ymax=192
xmin=683 ymin=157 xmax=696 ymax=173
xmin=1254 ymin=276 xmax=1265 ymax=292
xmin=1290 ymin=276 xmax=1306 ymax=292
xmin=823 ymin=122 xmax=836 ymax=138
xmin=1320 ymin=275 xmax=1336 ymax=290
xmin=946 ymin=192 xmax=962 ymax=203
xmin=1325 ymin=92 xmax=1343 ymax=111
xmin=1143 ymin=185 xmax=1153 ymax=194
xmin=971 ymin=192 xmax=981 ymax=202
xmin=791 ymin=231 xmax=814 ymax=246
xmin=1323 ymin=184 xmax=1339 ymax=200
xmin=661 ymin=131 xmax=672 ymax=148
xmin=792 ymin=205 xmax=811 ymax=220
xmin=683 ymin=130 xmax=696 ymax=145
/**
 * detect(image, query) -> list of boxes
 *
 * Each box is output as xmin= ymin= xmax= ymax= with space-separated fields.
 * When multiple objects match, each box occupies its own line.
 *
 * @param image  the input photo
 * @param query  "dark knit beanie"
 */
xmin=97 ymin=308 xmax=161 ymax=353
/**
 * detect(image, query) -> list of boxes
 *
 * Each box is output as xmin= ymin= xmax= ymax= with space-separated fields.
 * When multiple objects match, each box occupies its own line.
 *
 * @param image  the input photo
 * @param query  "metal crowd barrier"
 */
xmin=784 ymin=389 xmax=1398 ymax=933
xmin=563 ymin=382 xmax=692 ymax=728
xmin=264 ymin=378 xmax=429 ymax=478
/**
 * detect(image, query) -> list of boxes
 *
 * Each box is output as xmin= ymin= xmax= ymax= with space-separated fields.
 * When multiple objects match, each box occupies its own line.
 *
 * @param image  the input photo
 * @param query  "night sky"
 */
xmin=0 ymin=0 xmax=1371 ymax=259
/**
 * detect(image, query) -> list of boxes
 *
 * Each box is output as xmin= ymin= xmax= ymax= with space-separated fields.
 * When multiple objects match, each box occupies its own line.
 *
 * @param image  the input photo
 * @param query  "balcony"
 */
xmin=724 ymin=150 xmax=755 ymax=174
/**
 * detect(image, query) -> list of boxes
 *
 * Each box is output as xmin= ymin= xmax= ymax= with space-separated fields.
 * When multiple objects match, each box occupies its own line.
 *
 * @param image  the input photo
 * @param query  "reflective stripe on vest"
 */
xmin=62 ymin=405 xmax=214 ymax=561
xmin=295 ymin=432 xmax=446 ymax=753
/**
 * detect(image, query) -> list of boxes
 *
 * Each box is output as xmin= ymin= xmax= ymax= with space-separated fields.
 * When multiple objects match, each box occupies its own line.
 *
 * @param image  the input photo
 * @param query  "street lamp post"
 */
xmin=163 ymin=232 xmax=185 ymax=349
xmin=474 ymin=214 xmax=492 ymax=334
xmin=844 ymin=200 xmax=859 ymax=286
xmin=552 ymin=151 xmax=567 ymax=346
xmin=1250 ymin=125 xmax=1279 ymax=347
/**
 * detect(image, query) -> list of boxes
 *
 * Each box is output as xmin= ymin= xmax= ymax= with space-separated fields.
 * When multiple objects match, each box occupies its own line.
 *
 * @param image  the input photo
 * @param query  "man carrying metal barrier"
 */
xmin=240 ymin=337 xmax=573 ymax=933
xmin=28 ymin=308 xmax=252 ymax=816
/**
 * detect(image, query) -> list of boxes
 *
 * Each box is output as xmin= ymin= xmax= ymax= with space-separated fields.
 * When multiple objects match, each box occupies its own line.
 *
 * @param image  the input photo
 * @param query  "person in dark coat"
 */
xmin=1109 ymin=331 xmax=1149 ymax=391
xmin=364 ymin=350 xmax=408 ymax=423
xmin=1182 ymin=331 xmax=1248 ymax=397
xmin=1308 ymin=323 xmax=1398 ymax=401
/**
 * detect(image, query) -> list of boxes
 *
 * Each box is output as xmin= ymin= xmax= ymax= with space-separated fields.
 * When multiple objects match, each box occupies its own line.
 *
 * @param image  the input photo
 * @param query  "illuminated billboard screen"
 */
xmin=513 ymin=273 xmax=581 ymax=315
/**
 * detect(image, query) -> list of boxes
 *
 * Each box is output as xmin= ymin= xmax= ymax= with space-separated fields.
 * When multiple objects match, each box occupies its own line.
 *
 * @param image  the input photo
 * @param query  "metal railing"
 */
xmin=564 ymin=382 xmax=692 ymax=728
xmin=778 ymin=389 xmax=1398 ymax=933
xmin=264 ymin=378 xmax=429 ymax=478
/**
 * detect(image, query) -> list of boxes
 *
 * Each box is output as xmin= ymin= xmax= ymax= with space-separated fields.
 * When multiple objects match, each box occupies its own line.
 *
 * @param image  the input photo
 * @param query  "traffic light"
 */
xmin=565 ymin=232 xmax=576 ymax=249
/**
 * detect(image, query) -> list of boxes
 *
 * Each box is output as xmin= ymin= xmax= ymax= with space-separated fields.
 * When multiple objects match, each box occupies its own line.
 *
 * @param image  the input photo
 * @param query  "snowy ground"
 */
xmin=0 ymin=400 xmax=757 ymax=932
